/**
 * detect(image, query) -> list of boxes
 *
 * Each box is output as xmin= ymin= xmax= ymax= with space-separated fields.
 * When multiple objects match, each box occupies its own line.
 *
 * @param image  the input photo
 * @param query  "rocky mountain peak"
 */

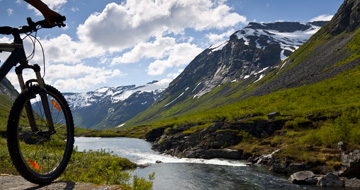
xmin=162 ymin=21 xmax=327 ymax=102
xmin=328 ymin=0 xmax=360 ymax=36
xmin=244 ymin=21 xmax=324 ymax=33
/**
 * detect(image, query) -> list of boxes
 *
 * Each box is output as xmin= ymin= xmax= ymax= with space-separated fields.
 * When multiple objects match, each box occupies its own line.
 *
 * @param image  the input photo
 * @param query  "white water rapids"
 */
xmin=74 ymin=137 xmax=321 ymax=190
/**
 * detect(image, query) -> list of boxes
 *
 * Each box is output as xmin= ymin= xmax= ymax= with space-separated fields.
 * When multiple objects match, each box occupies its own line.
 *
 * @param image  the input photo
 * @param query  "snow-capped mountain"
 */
xmin=161 ymin=21 xmax=327 ymax=102
xmin=125 ymin=21 xmax=328 ymax=126
xmin=63 ymin=80 xmax=169 ymax=129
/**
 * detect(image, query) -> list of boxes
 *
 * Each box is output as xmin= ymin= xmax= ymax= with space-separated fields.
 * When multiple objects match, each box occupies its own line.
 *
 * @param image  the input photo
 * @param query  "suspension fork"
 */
xmin=16 ymin=64 xmax=55 ymax=134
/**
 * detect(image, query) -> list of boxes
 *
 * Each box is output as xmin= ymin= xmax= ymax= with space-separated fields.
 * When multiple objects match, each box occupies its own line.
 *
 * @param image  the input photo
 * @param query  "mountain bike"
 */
xmin=0 ymin=17 xmax=74 ymax=184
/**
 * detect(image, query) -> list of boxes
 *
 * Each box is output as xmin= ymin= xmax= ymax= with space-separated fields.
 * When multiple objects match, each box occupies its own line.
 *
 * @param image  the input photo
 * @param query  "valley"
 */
xmin=1 ymin=0 xmax=360 ymax=188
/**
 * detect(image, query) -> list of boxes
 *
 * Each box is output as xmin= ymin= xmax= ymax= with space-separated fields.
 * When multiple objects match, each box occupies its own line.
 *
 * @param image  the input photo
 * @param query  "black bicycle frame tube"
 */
xmin=0 ymin=47 xmax=26 ymax=82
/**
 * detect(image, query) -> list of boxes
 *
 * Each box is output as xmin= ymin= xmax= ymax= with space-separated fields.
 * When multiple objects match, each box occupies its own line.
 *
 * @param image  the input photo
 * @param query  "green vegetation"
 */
xmin=62 ymin=149 xmax=155 ymax=188
xmin=121 ymin=63 xmax=360 ymax=169
xmin=1 ymin=138 xmax=154 ymax=188
xmin=132 ymin=64 xmax=360 ymax=131
xmin=0 ymin=93 xmax=154 ymax=188
xmin=334 ymin=27 xmax=360 ymax=66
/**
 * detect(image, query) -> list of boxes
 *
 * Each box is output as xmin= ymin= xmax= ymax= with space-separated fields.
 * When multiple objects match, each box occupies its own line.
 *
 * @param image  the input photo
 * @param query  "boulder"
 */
xmin=345 ymin=178 xmax=360 ymax=188
xmin=339 ymin=149 xmax=360 ymax=178
xmin=317 ymin=173 xmax=344 ymax=187
xmin=270 ymin=162 xmax=288 ymax=174
xmin=288 ymin=170 xmax=318 ymax=185
xmin=202 ymin=149 xmax=243 ymax=159
xmin=286 ymin=163 xmax=308 ymax=175
xmin=145 ymin=126 xmax=168 ymax=141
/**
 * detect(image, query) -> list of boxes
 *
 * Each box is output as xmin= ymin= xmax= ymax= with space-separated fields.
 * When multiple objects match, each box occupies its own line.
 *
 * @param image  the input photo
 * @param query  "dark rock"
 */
xmin=337 ymin=141 xmax=346 ymax=151
xmin=240 ymin=153 xmax=252 ymax=160
xmin=247 ymin=157 xmax=255 ymax=163
xmin=145 ymin=126 xmax=168 ymax=142
xmin=253 ymin=149 xmax=281 ymax=166
xmin=288 ymin=170 xmax=318 ymax=185
xmin=270 ymin=162 xmax=288 ymax=174
xmin=317 ymin=173 xmax=344 ymax=187
xmin=286 ymin=163 xmax=308 ymax=175
xmin=183 ymin=149 xmax=205 ymax=158
xmin=339 ymin=149 xmax=360 ymax=178
xmin=151 ymin=119 xmax=286 ymax=159
xmin=306 ymin=114 xmax=314 ymax=119
xmin=328 ymin=0 xmax=360 ymax=36
xmin=155 ymin=160 xmax=162 ymax=164
xmin=202 ymin=149 xmax=243 ymax=159
xmin=345 ymin=178 xmax=360 ymax=188
xmin=267 ymin=112 xmax=280 ymax=120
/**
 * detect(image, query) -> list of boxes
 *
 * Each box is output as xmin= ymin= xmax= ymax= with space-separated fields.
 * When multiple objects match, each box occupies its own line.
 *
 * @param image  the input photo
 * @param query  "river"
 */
xmin=74 ymin=137 xmax=324 ymax=190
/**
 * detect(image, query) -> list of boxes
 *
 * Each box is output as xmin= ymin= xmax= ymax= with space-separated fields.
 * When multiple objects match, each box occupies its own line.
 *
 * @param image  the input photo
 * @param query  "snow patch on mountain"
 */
xmin=164 ymin=87 xmax=190 ymax=107
xmin=235 ymin=22 xmax=322 ymax=60
xmin=64 ymin=79 xmax=170 ymax=109
xmin=209 ymin=40 xmax=228 ymax=52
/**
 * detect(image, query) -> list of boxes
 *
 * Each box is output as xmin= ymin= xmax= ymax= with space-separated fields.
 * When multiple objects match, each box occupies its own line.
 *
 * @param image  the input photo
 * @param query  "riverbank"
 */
xmin=142 ymin=111 xmax=360 ymax=188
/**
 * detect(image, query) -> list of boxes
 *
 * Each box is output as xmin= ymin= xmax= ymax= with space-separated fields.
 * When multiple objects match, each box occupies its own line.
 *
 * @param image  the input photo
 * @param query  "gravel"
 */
xmin=0 ymin=175 xmax=122 ymax=190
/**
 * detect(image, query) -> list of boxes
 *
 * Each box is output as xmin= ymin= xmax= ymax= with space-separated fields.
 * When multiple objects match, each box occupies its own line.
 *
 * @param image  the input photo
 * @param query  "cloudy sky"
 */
xmin=0 ymin=0 xmax=342 ymax=92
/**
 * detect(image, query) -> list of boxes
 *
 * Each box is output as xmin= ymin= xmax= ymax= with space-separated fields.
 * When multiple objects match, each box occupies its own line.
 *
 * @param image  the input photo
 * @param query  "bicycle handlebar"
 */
xmin=0 ymin=16 xmax=66 ymax=35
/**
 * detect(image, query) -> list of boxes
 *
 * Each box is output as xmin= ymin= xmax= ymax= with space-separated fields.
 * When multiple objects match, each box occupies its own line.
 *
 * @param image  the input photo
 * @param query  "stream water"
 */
xmin=74 ymin=137 xmax=327 ymax=190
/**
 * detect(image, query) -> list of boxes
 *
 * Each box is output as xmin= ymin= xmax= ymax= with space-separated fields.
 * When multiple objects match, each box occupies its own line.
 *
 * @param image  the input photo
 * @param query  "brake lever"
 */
xmin=26 ymin=17 xmax=37 ymax=32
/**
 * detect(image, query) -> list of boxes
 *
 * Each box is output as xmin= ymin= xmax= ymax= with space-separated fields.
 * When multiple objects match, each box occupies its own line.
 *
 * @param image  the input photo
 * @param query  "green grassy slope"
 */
xmin=121 ymin=1 xmax=360 ymax=130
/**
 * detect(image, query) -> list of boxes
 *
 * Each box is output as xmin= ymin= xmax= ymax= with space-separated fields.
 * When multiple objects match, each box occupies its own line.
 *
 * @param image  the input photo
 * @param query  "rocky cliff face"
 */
xmin=0 ymin=77 xmax=18 ymax=100
xmin=329 ymin=0 xmax=360 ymax=36
xmin=247 ymin=0 xmax=360 ymax=98
xmin=159 ymin=21 xmax=326 ymax=106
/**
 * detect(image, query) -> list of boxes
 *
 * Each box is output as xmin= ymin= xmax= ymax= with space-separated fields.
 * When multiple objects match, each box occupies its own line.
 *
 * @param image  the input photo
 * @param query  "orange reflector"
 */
xmin=28 ymin=159 xmax=41 ymax=170
xmin=51 ymin=99 xmax=61 ymax=112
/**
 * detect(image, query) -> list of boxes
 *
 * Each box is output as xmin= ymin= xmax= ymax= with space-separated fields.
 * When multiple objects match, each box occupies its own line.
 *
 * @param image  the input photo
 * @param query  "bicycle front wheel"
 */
xmin=7 ymin=84 xmax=74 ymax=184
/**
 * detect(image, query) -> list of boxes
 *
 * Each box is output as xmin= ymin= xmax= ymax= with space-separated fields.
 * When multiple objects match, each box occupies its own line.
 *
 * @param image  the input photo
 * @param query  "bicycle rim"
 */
xmin=7 ymin=85 xmax=74 ymax=184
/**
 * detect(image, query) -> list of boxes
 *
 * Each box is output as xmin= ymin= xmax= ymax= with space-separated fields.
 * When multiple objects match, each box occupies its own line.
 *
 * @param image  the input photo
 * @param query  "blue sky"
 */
xmin=0 ymin=0 xmax=343 ymax=92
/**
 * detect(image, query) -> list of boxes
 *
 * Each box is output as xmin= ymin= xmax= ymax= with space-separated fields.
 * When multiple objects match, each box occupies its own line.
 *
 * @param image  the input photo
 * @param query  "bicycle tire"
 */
xmin=7 ymin=84 xmax=74 ymax=184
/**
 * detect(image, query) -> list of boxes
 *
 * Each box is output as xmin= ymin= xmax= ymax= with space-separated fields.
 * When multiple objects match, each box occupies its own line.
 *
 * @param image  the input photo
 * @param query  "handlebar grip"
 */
xmin=0 ymin=27 xmax=12 ymax=35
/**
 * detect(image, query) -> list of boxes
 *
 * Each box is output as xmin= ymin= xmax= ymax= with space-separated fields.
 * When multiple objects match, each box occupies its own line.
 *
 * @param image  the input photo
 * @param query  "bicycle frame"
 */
xmin=0 ymin=30 xmax=55 ymax=134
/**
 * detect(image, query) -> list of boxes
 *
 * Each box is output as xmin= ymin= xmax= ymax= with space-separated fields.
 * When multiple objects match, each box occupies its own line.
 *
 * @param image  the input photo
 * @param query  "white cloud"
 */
xmin=70 ymin=7 xmax=79 ymax=12
xmin=111 ymin=36 xmax=176 ymax=65
xmin=7 ymin=8 xmax=13 ymax=16
xmin=77 ymin=0 xmax=247 ymax=50
xmin=167 ymin=69 xmax=184 ymax=79
xmin=23 ymin=34 xmax=106 ymax=64
xmin=27 ymin=0 xmax=67 ymax=15
xmin=310 ymin=14 xmax=333 ymax=22
xmin=147 ymin=43 xmax=202 ymax=75
xmin=206 ymin=28 xmax=236 ymax=44
xmin=49 ymin=64 xmax=124 ymax=90
xmin=13 ymin=0 xmax=247 ymax=91
xmin=6 ymin=63 xmax=125 ymax=91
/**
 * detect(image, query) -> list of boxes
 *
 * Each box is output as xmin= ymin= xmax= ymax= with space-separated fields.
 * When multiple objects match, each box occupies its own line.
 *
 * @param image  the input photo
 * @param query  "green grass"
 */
xmin=136 ymin=64 xmax=360 ymax=132
xmin=0 ymin=137 xmax=154 ymax=188
xmin=62 ymin=148 xmax=155 ymax=188
xmin=334 ymin=27 xmax=360 ymax=66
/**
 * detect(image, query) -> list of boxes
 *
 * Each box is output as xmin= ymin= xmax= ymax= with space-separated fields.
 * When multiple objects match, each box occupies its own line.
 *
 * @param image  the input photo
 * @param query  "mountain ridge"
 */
xmin=63 ymin=80 xmax=169 ymax=129
xmin=122 ymin=20 xmax=328 ymax=128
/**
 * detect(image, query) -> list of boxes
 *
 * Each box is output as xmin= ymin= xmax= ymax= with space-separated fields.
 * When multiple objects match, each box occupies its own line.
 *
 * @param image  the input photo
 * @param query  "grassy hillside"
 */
xmin=126 ymin=63 xmax=360 ymax=131
xmin=121 ymin=2 xmax=360 ymax=130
